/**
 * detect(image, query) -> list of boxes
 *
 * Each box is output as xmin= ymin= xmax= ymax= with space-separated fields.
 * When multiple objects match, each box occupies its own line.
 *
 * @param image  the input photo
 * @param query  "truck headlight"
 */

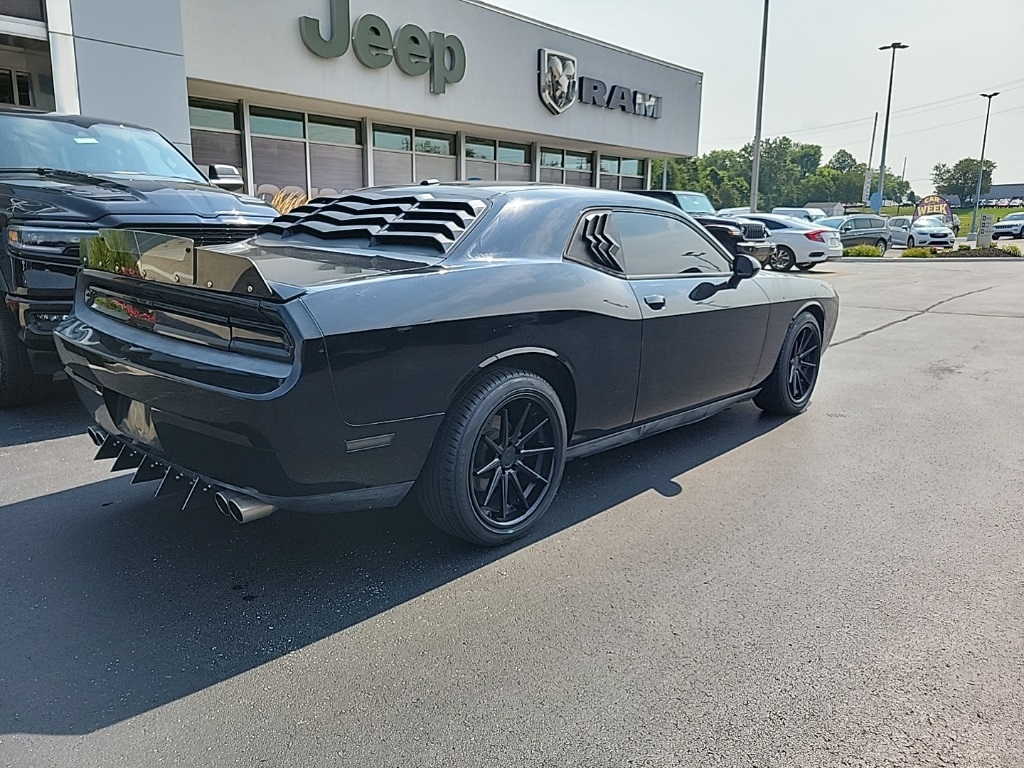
xmin=6 ymin=225 xmax=97 ymax=262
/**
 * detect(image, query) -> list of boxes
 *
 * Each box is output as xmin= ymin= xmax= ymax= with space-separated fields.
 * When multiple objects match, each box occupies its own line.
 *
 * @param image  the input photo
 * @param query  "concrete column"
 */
xmin=43 ymin=0 xmax=191 ymax=157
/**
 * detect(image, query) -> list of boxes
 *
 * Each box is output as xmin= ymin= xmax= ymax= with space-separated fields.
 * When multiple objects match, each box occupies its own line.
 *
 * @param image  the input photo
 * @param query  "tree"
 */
xmin=932 ymin=158 xmax=996 ymax=206
xmin=825 ymin=150 xmax=859 ymax=174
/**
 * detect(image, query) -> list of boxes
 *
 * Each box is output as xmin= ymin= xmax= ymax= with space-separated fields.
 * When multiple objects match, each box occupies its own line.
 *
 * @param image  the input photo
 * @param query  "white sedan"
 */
xmin=731 ymin=213 xmax=843 ymax=271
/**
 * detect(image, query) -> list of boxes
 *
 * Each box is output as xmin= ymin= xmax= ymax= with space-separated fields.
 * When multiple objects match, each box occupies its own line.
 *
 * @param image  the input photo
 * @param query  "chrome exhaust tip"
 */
xmin=214 ymin=490 xmax=277 ymax=524
xmin=87 ymin=427 xmax=106 ymax=447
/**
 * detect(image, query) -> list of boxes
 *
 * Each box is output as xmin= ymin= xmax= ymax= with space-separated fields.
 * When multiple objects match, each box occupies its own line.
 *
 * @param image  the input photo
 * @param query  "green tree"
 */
xmin=825 ymin=149 xmax=859 ymax=174
xmin=932 ymin=158 xmax=996 ymax=206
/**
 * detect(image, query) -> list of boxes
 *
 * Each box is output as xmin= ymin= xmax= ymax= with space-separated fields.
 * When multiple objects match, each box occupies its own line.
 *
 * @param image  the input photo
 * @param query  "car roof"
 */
xmin=0 ymin=107 xmax=152 ymax=131
xmin=743 ymin=212 xmax=814 ymax=225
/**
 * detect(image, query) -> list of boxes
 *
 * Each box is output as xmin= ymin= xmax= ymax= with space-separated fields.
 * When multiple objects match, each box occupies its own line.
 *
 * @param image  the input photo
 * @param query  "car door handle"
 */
xmin=644 ymin=295 xmax=666 ymax=310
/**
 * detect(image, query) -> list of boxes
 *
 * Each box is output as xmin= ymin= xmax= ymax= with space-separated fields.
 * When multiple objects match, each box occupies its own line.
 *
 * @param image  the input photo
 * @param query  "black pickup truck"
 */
xmin=0 ymin=109 xmax=276 ymax=406
xmin=632 ymin=190 xmax=775 ymax=265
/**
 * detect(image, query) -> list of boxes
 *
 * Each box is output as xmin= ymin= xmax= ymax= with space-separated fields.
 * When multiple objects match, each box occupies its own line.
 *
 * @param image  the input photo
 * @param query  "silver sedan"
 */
xmin=888 ymin=215 xmax=955 ymax=249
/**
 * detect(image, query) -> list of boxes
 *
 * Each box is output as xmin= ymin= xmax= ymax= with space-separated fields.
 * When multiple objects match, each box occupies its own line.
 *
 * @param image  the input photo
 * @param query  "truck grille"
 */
xmin=739 ymin=222 xmax=769 ymax=240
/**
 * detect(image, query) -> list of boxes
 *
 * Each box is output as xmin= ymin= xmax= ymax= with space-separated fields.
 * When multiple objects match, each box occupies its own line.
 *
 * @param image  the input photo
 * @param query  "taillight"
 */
xmin=804 ymin=230 xmax=827 ymax=242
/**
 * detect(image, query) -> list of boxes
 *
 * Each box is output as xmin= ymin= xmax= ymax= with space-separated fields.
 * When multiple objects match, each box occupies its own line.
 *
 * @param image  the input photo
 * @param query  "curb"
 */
xmin=842 ymin=257 xmax=1024 ymax=263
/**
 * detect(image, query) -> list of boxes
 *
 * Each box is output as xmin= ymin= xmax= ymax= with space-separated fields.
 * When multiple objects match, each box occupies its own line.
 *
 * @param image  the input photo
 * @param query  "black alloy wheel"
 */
xmin=754 ymin=312 xmax=822 ymax=416
xmin=770 ymin=246 xmax=796 ymax=271
xmin=418 ymin=368 xmax=567 ymax=546
xmin=468 ymin=395 xmax=560 ymax=532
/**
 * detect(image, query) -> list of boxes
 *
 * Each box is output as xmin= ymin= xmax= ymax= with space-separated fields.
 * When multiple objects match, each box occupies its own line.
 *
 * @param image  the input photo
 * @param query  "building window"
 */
xmin=373 ymin=125 xmax=456 ymax=185
xmin=466 ymin=137 xmax=497 ymax=181
xmin=0 ymin=69 xmax=35 ymax=108
xmin=600 ymin=155 xmax=646 ymax=191
xmin=3 ymin=0 xmax=46 ymax=21
xmin=497 ymin=142 xmax=532 ymax=182
xmin=188 ymin=99 xmax=244 ymax=189
xmin=539 ymin=147 xmax=593 ymax=186
xmin=244 ymin=106 xmax=365 ymax=209
xmin=308 ymin=115 xmax=363 ymax=199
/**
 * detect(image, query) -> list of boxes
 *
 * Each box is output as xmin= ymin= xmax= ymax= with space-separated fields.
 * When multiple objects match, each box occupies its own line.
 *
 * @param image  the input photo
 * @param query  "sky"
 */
xmin=486 ymin=0 xmax=1024 ymax=196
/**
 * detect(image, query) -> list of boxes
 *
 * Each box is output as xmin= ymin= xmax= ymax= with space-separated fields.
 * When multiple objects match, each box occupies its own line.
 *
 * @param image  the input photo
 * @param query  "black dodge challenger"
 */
xmin=55 ymin=184 xmax=839 ymax=545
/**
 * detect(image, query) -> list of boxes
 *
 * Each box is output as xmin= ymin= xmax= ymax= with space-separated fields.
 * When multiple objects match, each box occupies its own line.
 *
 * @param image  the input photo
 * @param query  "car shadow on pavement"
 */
xmin=0 ymin=402 xmax=785 ymax=736
xmin=0 ymin=385 xmax=85 ymax=449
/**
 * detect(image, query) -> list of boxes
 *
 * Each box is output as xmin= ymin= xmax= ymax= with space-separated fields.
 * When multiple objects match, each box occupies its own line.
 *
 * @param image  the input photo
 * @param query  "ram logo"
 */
xmin=539 ymin=49 xmax=579 ymax=115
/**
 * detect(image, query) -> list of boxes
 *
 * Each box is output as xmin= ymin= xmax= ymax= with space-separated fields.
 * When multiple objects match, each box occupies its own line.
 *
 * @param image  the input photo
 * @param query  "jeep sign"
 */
xmin=300 ymin=0 xmax=466 ymax=94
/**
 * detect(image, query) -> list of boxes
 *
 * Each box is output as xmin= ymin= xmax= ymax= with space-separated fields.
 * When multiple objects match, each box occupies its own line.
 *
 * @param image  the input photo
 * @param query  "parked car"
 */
xmin=1009 ymin=198 xmax=1024 ymax=208
xmin=632 ymin=190 xmax=775 ymax=266
xmin=889 ymin=215 xmax=955 ymax=248
xmin=816 ymin=214 xmax=890 ymax=250
xmin=0 ymin=108 xmax=276 ymax=407
xmin=717 ymin=206 xmax=753 ymax=217
xmin=771 ymin=207 xmax=827 ymax=222
xmin=736 ymin=213 xmax=843 ymax=270
xmin=992 ymin=211 xmax=1024 ymax=239
xmin=55 ymin=184 xmax=839 ymax=546
xmin=996 ymin=199 xmax=1011 ymax=208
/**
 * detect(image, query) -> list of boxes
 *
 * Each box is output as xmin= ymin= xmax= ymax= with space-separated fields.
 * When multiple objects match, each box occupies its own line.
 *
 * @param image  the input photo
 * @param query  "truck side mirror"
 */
xmin=208 ymin=164 xmax=245 ymax=192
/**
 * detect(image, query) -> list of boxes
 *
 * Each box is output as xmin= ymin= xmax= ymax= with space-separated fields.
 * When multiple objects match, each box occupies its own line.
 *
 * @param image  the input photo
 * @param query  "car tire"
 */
xmin=771 ymin=246 xmax=796 ymax=271
xmin=796 ymin=264 xmax=815 ymax=271
xmin=418 ymin=368 xmax=567 ymax=546
xmin=1017 ymin=229 xmax=1023 ymax=240
xmin=907 ymin=236 xmax=915 ymax=248
xmin=875 ymin=239 xmax=887 ymax=252
xmin=0 ymin=303 xmax=37 ymax=409
xmin=754 ymin=312 xmax=822 ymax=417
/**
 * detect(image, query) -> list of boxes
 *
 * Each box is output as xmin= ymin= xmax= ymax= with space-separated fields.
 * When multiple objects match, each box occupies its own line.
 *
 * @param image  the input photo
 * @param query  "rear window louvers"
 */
xmin=258 ymin=192 xmax=486 ymax=254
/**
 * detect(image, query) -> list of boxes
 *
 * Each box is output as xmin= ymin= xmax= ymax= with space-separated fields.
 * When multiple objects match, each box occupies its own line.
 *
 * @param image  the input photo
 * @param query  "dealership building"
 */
xmin=1 ymin=0 xmax=702 ymax=204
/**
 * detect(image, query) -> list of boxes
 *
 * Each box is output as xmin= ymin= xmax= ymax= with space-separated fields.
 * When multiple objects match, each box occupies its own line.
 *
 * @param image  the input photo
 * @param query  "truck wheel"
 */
xmin=418 ymin=368 xmax=567 ymax=546
xmin=0 ymin=304 xmax=36 ymax=408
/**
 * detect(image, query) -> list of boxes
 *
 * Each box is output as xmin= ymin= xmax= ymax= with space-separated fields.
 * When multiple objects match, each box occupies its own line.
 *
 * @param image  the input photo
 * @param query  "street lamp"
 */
xmin=875 ymin=42 xmax=908 ymax=209
xmin=968 ymin=92 xmax=999 ymax=241
xmin=748 ymin=0 xmax=769 ymax=212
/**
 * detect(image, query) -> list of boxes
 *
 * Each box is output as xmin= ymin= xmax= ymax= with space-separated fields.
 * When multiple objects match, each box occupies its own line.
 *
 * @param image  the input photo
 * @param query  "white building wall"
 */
xmin=42 ymin=0 xmax=192 ymax=155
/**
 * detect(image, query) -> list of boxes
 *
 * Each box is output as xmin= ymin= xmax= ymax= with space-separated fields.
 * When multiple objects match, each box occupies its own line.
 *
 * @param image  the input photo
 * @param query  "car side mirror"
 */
xmin=208 ymin=164 xmax=245 ymax=192
xmin=839 ymin=224 xmax=852 ymax=233
xmin=732 ymin=253 xmax=760 ymax=281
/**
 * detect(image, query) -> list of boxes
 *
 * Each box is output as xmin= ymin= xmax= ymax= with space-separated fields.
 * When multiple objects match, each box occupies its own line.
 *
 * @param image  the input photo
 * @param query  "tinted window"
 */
xmin=309 ymin=116 xmax=361 ymax=146
xmin=757 ymin=218 xmax=789 ymax=231
xmin=466 ymin=138 xmax=496 ymax=160
xmin=853 ymin=218 xmax=873 ymax=230
xmin=615 ymin=212 xmax=731 ymax=276
xmin=870 ymin=217 xmax=886 ymax=228
xmin=818 ymin=217 xmax=842 ymax=229
xmin=674 ymin=192 xmax=715 ymax=214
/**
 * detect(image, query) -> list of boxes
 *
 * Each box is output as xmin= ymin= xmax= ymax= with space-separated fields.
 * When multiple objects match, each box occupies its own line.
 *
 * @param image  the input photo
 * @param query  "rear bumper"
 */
xmin=55 ymin=310 xmax=440 ymax=510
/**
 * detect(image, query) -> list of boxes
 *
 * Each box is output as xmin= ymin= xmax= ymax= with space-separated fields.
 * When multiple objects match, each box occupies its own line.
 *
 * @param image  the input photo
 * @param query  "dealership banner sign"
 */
xmin=913 ymin=195 xmax=953 ymax=222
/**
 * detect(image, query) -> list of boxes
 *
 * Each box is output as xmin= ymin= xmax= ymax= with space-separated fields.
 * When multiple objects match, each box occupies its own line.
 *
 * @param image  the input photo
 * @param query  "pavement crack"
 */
xmin=832 ymin=286 xmax=995 ymax=347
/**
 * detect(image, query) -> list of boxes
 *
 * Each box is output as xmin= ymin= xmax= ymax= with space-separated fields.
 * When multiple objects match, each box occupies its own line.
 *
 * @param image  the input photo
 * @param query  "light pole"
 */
xmin=968 ymin=92 xmax=999 ymax=241
xmin=748 ymin=0 xmax=769 ymax=212
xmin=875 ymin=42 xmax=908 ymax=210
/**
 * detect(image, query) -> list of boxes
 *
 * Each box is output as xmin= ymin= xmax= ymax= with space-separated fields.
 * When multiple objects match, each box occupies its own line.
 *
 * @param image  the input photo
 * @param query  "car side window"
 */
xmin=870 ymin=217 xmax=885 ymax=228
xmin=853 ymin=218 xmax=872 ymax=230
xmin=614 ymin=211 xmax=731 ymax=277
xmin=755 ymin=218 xmax=787 ymax=231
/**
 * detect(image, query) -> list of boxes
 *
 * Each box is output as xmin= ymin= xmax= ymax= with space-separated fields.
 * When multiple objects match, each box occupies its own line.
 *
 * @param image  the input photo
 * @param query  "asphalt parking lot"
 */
xmin=2 ymin=260 xmax=1023 ymax=767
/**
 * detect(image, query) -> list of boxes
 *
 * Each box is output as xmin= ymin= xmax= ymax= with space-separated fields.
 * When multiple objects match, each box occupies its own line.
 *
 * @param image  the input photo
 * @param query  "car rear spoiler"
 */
xmin=81 ymin=229 xmax=303 ymax=301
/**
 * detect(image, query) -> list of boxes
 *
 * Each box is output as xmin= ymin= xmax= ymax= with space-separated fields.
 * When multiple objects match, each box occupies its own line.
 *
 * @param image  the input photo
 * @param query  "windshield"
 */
xmin=916 ymin=216 xmax=947 ymax=228
xmin=674 ymin=192 xmax=716 ymax=214
xmin=1004 ymin=213 xmax=1024 ymax=221
xmin=817 ymin=217 xmax=843 ymax=229
xmin=0 ymin=115 xmax=207 ymax=183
